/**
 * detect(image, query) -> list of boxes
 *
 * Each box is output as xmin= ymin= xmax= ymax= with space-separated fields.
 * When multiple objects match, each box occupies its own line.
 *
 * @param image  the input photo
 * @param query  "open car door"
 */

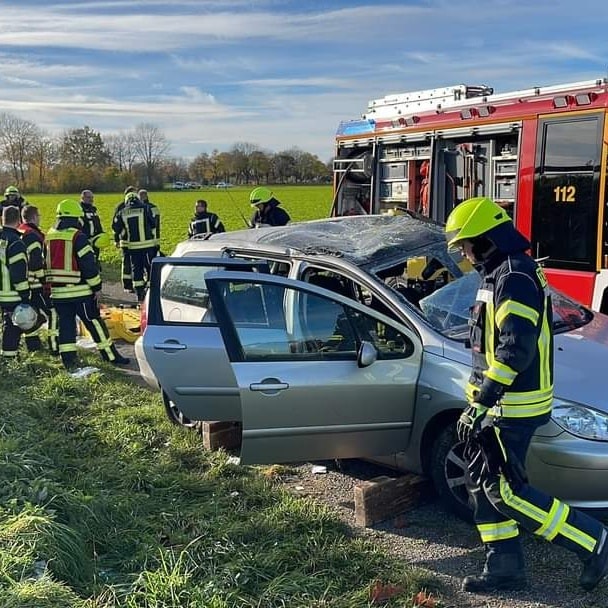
xmin=204 ymin=270 xmax=423 ymax=464
xmin=143 ymin=256 xmax=270 ymax=421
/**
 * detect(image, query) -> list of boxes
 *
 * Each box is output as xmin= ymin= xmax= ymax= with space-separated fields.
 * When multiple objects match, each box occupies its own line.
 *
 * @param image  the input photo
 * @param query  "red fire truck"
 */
xmin=332 ymin=77 xmax=608 ymax=311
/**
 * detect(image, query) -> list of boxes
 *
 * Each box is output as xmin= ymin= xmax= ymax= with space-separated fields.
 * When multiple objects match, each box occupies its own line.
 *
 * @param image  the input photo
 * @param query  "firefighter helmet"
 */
xmin=11 ymin=303 xmax=38 ymax=331
xmin=56 ymin=198 xmax=83 ymax=218
xmin=445 ymin=197 xmax=511 ymax=249
xmin=94 ymin=232 xmax=111 ymax=249
xmin=4 ymin=185 xmax=19 ymax=197
xmin=250 ymin=187 xmax=273 ymax=206
xmin=125 ymin=192 xmax=139 ymax=203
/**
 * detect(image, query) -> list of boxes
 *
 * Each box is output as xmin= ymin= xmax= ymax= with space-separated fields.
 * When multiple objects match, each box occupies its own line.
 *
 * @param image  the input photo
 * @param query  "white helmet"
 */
xmin=12 ymin=304 xmax=38 ymax=331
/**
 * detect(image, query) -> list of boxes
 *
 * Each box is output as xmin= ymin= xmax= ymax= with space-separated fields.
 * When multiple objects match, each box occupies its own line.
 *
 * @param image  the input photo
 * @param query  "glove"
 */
xmin=457 ymin=403 xmax=488 ymax=443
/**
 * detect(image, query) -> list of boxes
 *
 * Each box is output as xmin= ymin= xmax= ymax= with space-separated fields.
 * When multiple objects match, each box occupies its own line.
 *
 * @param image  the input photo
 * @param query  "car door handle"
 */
xmin=250 ymin=379 xmax=289 ymax=392
xmin=153 ymin=342 xmax=187 ymax=351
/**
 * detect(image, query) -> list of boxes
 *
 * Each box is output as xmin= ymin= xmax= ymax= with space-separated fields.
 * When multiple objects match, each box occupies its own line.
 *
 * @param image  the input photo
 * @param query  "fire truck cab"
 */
xmin=332 ymin=78 xmax=608 ymax=311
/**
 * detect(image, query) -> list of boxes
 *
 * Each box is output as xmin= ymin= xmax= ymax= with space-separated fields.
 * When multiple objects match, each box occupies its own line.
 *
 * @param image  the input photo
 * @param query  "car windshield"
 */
xmin=418 ymin=270 xmax=593 ymax=340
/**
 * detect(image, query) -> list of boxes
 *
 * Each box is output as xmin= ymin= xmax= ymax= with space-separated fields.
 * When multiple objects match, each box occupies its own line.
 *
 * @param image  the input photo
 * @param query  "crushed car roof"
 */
xmin=202 ymin=214 xmax=461 ymax=275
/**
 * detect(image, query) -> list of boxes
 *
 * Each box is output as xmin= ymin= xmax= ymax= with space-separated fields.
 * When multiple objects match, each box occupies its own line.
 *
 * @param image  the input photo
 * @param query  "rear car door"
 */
xmin=205 ymin=271 xmax=423 ymax=464
xmin=143 ymin=256 xmax=270 ymax=421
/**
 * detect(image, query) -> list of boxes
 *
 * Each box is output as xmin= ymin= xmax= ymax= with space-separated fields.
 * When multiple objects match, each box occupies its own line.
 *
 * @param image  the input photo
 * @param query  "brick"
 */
xmin=354 ymin=474 xmax=431 ymax=527
xmin=202 ymin=421 xmax=242 ymax=451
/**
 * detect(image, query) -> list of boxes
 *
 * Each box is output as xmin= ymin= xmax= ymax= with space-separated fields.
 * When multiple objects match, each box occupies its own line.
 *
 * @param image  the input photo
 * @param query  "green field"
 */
xmin=28 ymin=186 xmax=333 ymax=274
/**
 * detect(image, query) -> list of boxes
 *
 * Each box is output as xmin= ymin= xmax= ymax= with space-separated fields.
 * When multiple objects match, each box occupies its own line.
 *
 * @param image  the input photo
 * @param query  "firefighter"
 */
xmin=111 ymin=192 xmax=156 ymax=302
xmin=18 ymin=205 xmax=58 ymax=354
xmin=0 ymin=206 xmax=31 ymax=360
xmin=80 ymin=189 xmax=108 ymax=265
xmin=249 ymin=187 xmax=290 ymax=228
xmin=113 ymin=187 xmax=135 ymax=292
xmin=45 ymin=199 xmax=130 ymax=370
xmin=138 ymin=189 xmax=162 ymax=256
xmin=0 ymin=186 xmax=28 ymax=215
xmin=188 ymin=199 xmax=225 ymax=237
xmin=445 ymin=196 xmax=608 ymax=593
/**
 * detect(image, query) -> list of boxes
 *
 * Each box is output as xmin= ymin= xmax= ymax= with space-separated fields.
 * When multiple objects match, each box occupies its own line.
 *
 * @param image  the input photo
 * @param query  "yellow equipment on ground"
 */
xmin=79 ymin=306 xmax=141 ymax=343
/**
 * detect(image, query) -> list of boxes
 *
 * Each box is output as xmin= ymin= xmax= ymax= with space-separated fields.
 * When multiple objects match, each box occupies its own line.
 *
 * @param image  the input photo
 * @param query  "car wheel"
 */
xmin=429 ymin=422 xmax=473 ymax=522
xmin=162 ymin=391 xmax=200 ymax=430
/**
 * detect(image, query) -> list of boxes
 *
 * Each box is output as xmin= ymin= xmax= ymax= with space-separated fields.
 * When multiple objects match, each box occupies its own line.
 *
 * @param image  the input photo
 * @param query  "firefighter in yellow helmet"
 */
xmin=249 ymin=187 xmax=290 ymax=228
xmin=445 ymin=197 xmax=608 ymax=593
xmin=45 ymin=199 xmax=130 ymax=370
xmin=0 ymin=185 xmax=28 ymax=215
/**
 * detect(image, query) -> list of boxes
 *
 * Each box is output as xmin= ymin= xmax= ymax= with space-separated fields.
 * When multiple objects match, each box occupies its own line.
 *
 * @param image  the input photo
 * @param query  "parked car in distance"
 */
xmin=216 ymin=181 xmax=232 ymax=189
xmin=135 ymin=213 xmax=608 ymax=520
xmin=171 ymin=181 xmax=186 ymax=190
xmin=185 ymin=181 xmax=202 ymax=189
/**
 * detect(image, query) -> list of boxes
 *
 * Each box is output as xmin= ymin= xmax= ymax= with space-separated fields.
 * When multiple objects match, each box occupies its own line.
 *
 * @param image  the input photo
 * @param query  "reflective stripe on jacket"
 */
xmin=112 ymin=201 xmax=156 ymax=250
xmin=45 ymin=226 xmax=102 ymax=301
xmin=0 ymin=226 xmax=30 ymax=305
xmin=19 ymin=222 xmax=45 ymax=290
xmin=468 ymin=252 xmax=553 ymax=418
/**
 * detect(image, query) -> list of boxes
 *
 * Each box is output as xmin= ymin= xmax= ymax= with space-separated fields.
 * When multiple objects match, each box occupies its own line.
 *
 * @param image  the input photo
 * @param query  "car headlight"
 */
xmin=552 ymin=403 xmax=608 ymax=441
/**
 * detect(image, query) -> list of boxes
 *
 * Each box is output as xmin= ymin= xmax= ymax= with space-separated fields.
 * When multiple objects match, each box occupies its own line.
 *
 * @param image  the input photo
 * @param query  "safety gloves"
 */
xmin=457 ymin=403 xmax=489 ymax=443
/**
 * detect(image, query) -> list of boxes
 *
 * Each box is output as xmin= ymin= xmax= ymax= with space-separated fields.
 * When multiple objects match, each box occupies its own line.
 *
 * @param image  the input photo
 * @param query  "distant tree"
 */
xmin=28 ymin=133 xmax=58 ymax=192
xmin=106 ymin=131 xmax=138 ymax=173
xmin=132 ymin=123 xmax=169 ymax=188
xmin=60 ymin=126 xmax=110 ymax=169
xmin=272 ymin=151 xmax=297 ymax=183
xmin=0 ymin=113 xmax=40 ymax=185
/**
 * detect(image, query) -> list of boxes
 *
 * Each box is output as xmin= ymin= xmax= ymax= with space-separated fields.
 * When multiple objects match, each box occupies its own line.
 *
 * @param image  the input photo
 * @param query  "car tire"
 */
xmin=429 ymin=422 xmax=474 ymax=522
xmin=162 ymin=391 xmax=200 ymax=430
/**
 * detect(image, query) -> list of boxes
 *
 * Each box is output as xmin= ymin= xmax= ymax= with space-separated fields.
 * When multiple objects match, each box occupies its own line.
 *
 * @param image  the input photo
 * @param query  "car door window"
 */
xmin=211 ymin=278 xmax=415 ymax=362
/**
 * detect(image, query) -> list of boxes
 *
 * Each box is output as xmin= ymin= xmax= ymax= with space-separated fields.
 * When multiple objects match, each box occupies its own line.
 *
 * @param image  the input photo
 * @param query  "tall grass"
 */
xmin=0 ymin=353 xmax=434 ymax=607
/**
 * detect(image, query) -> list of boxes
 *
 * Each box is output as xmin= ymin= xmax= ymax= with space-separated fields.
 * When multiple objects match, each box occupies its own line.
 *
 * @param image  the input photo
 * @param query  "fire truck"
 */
xmin=332 ymin=77 xmax=608 ymax=311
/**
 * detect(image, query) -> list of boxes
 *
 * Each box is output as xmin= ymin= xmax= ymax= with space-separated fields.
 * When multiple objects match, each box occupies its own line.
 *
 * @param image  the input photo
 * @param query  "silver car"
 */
xmin=135 ymin=214 xmax=608 ymax=518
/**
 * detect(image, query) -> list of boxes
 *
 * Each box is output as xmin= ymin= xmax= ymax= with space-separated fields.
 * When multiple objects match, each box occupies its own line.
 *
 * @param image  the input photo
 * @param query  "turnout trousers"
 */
xmin=465 ymin=415 xmax=605 ymax=562
xmin=121 ymin=247 xmax=133 ymax=291
xmin=1 ymin=305 xmax=22 ymax=359
xmin=54 ymin=296 xmax=118 ymax=368
xmin=23 ymin=288 xmax=58 ymax=354
xmin=128 ymin=247 xmax=156 ymax=301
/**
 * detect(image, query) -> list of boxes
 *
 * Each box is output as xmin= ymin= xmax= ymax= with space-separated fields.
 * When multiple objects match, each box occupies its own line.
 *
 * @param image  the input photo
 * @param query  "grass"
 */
xmin=27 ymin=186 xmax=333 ymax=276
xmin=0 ymin=351 xmax=437 ymax=607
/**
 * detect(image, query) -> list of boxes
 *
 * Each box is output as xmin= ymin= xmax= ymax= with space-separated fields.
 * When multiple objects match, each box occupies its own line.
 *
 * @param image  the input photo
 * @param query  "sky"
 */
xmin=0 ymin=0 xmax=607 ymax=163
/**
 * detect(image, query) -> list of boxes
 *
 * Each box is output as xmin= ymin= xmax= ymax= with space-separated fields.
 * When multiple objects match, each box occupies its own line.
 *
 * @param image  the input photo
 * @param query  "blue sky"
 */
xmin=0 ymin=0 xmax=606 ymax=162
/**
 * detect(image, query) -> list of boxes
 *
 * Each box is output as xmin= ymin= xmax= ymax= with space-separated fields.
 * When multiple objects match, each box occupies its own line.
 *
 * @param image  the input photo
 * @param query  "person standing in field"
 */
xmin=113 ymin=187 xmax=135 ymax=292
xmin=188 ymin=200 xmax=225 ymax=237
xmin=249 ymin=187 xmax=290 ymax=228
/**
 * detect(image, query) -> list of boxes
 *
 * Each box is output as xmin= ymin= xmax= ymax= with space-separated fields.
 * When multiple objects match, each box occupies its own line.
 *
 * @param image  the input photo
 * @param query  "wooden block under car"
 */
xmin=202 ymin=421 xmax=242 ymax=451
xmin=354 ymin=474 xmax=430 ymax=527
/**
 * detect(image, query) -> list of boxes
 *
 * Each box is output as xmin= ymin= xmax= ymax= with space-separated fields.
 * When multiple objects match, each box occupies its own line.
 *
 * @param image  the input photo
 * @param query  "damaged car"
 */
xmin=135 ymin=213 xmax=608 ymax=519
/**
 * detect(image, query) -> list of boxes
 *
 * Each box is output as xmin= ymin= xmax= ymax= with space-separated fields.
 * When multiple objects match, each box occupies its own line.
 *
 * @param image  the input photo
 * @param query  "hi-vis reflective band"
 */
xmin=0 ymin=240 xmax=27 ymax=303
xmin=477 ymin=520 xmax=519 ymax=543
xmin=495 ymin=300 xmax=539 ymax=329
xmin=499 ymin=477 xmax=597 ymax=553
xmin=466 ymin=383 xmax=553 ymax=417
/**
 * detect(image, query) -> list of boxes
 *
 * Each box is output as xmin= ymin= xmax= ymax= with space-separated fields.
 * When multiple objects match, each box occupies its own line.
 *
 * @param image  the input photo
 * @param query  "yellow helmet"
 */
xmin=56 ymin=198 xmax=83 ymax=218
xmin=250 ymin=187 xmax=273 ymax=206
xmin=4 ymin=185 xmax=19 ymax=197
xmin=445 ymin=197 xmax=511 ymax=249
xmin=94 ymin=232 xmax=111 ymax=249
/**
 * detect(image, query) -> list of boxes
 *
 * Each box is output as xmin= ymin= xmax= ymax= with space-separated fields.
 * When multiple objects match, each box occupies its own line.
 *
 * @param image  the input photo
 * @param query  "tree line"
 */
xmin=0 ymin=113 xmax=332 ymax=193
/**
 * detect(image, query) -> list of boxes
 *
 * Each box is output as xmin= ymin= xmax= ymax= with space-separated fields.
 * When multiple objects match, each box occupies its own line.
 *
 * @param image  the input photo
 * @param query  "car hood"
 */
xmin=554 ymin=312 xmax=608 ymax=413
xmin=207 ymin=214 xmax=462 ymax=276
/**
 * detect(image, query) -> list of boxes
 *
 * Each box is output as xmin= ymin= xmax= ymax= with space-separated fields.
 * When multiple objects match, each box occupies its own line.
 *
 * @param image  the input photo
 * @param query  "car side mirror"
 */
xmin=357 ymin=341 xmax=378 ymax=368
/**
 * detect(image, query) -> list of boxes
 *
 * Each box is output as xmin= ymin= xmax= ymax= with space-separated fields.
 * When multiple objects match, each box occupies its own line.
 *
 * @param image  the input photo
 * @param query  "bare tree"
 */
xmin=106 ymin=131 xmax=138 ymax=172
xmin=0 ymin=113 xmax=40 ymax=184
xmin=29 ymin=133 xmax=58 ymax=191
xmin=132 ymin=123 xmax=169 ymax=187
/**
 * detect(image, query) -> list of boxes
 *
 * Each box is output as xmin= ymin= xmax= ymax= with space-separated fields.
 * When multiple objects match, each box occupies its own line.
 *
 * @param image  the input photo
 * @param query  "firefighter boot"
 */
xmin=580 ymin=528 xmax=608 ymax=591
xmin=462 ymin=546 xmax=527 ymax=593
xmin=109 ymin=344 xmax=130 ymax=366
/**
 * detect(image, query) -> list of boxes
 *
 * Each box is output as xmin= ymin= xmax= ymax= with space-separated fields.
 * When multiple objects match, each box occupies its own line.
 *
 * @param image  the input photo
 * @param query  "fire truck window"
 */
xmin=542 ymin=120 xmax=599 ymax=172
